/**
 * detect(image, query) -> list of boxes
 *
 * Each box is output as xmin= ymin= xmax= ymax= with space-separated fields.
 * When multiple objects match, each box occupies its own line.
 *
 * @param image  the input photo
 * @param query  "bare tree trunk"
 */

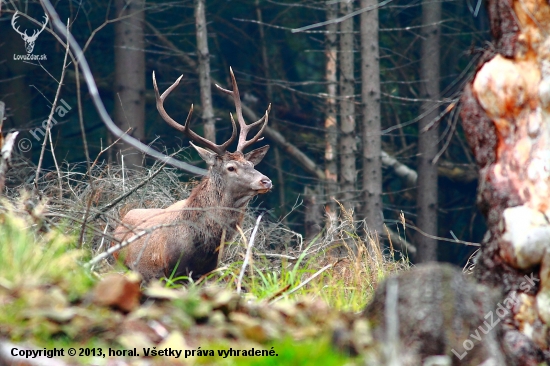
xmin=360 ymin=0 xmax=383 ymax=235
xmin=195 ymin=0 xmax=215 ymax=143
xmin=304 ymin=185 xmax=323 ymax=242
xmin=325 ymin=1 xmax=339 ymax=227
xmin=415 ymin=0 xmax=440 ymax=263
xmin=0 ymin=21 xmax=32 ymax=137
xmin=338 ymin=0 xmax=356 ymax=216
xmin=0 ymin=102 xmax=19 ymax=195
xmin=114 ymin=0 xmax=146 ymax=169
xmin=255 ymin=0 xmax=286 ymax=214
xmin=459 ymin=0 xmax=550 ymax=362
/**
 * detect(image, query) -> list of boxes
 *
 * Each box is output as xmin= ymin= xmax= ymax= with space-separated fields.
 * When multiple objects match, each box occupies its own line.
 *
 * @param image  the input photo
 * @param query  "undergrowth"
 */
xmin=0 ymin=197 xmax=94 ymax=298
xmin=0 ymin=163 xmax=411 ymax=364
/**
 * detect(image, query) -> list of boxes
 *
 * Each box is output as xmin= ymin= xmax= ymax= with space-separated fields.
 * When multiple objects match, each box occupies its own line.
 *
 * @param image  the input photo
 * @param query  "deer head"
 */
xmin=152 ymin=68 xmax=273 ymax=200
xmin=11 ymin=12 xmax=49 ymax=54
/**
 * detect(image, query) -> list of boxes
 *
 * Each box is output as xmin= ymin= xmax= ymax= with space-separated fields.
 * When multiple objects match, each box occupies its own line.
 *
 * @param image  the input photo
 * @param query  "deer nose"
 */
xmin=261 ymin=178 xmax=272 ymax=189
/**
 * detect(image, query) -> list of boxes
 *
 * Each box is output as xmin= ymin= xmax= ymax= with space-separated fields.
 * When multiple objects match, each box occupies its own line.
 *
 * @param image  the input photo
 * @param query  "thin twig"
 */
xmin=34 ymin=18 xmax=71 ymax=198
xmin=75 ymin=55 xmax=93 ymax=247
xmin=122 ymin=155 xmax=125 ymax=192
xmin=237 ymin=213 xmax=263 ymax=294
xmin=217 ymin=228 xmax=226 ymax=265
xmin=258 ymin=253 xmax=298 ymax=260
xmin=90 ymin=127 xmax=131 ymax=173
xmin=269 ymin=263 xmax=333 ymax=304
xmin=86 ymin=223 xmax=173 ymax=267
xmin=96 ymin=221 xmax=110 ymax=253
xmin=292 ymin=0 xmax=393 ymax=33
xmin=87 ymin=161 xmax=168 ymax=222
xmin=40 ymin=0 xmax=207 ymax=176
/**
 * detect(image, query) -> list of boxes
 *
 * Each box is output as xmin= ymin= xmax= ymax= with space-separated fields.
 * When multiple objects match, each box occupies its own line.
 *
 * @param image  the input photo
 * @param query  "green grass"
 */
xmin=199 ymin=224 xmax=409 ymax=312
xmin=195 ymin=337 xmax=354 ymax=366
xmin=0 ymin=203 xmax=95 ymax=297
xmin=0 ymin=202 xmax=96 ymax=344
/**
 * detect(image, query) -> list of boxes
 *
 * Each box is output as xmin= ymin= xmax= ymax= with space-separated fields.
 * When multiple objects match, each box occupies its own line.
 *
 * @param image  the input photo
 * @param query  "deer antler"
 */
xmin=152 ymin=71 xmax=236 ymax=155
xmin=11 ymin=12 xmax=26 ymax=38
xmin=11 ymin=12 xmax=48 ymax=40
xmin=215 ymin=67 xmax=271 ymax=152
xmin=29 ymin=14 xmax=49 ymax=41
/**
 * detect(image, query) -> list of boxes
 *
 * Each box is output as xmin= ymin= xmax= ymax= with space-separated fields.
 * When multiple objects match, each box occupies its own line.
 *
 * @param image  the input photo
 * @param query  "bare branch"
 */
xmin=237 ymin=213 xmax=264 ymax=294
xmin=292 ymin=0 xmax=393 ymax=33
xmin=40 ymin=0 xmax=207 ymax=176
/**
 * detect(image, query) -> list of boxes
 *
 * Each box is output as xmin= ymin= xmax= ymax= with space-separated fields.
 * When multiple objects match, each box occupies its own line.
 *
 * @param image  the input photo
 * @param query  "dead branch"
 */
xmin=40 ymin=0 xmax=207 ymax=176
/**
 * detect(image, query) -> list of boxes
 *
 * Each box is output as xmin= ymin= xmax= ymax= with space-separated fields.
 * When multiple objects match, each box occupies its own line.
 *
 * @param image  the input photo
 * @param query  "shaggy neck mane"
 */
xmin=177 ymin=169 xmax=252 ymax=248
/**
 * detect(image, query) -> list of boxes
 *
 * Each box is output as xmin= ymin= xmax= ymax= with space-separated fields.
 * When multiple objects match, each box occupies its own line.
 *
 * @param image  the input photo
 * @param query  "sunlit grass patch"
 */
xmin=195 ymin=337 xmax=353 ymax=366
xmin=0 ymin=197 xmax=96 ymax=344
xmin=200 ymin=205 xmax=410 ymax=313
xmin=0 ymin=199 xmax=94 ymax=296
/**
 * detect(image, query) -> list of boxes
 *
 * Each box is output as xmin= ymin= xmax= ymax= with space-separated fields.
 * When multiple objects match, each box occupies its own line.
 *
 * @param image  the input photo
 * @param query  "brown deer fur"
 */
xmin=113 ymin=148 xmax=271 ymax=281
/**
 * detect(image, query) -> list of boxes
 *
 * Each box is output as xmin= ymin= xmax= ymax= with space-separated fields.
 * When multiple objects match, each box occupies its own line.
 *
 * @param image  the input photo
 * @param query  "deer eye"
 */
xmin=227 ymin=166 xmax=236 ymax=172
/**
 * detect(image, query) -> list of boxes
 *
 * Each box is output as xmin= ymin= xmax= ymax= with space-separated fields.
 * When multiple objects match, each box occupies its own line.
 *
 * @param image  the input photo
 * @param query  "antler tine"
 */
xmin=39 ymin=14 xmax=49 ymax=31
xmin=215 ymin=67 xmax=271 ymax=152
xmin=152 ymin=71 xmax=187 ymax=132
xmin=11 ymin=12 xmax=23 ymax=36
xmin=182 ymin=110 xmax=237 ymax=155
xmin=153 ymin=71 xmax=237 ymax=155
xmin=237 ymin=104 xmax=271 ymax=152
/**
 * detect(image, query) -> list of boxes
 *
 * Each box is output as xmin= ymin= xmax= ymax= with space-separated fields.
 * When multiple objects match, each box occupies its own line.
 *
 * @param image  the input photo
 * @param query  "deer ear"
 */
xmin=244 ymin=145 xmax=270 ymax=166
xmin=190 ymin=142 xmax=217 ymax=166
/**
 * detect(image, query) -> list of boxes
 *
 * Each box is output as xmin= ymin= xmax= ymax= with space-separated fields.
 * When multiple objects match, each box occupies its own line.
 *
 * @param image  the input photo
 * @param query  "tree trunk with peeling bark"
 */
xmin=114 ymin=0 xmax=146 ymax=169
xmin=360 ymin=0 xmax=383 ymax=235
xmin=195 ymin=0 xmax=215 ymax=143
xmin=460 ymin=0 xmax=550 ymax=362
xmin=416 ymin=0 xmax=441 ymax=263
xmin=338 ymin=0 xmax=356 ymax=215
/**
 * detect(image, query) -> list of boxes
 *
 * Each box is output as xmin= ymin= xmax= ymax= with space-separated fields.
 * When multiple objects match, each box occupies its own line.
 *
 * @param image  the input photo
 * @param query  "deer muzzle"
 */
xmin=255 ymin=177 xmax=272 ymax=194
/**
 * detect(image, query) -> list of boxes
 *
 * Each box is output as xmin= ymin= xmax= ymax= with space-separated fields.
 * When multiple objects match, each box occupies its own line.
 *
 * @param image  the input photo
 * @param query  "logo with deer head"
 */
xmin=11 ymin=11 xmax=49 ymax=54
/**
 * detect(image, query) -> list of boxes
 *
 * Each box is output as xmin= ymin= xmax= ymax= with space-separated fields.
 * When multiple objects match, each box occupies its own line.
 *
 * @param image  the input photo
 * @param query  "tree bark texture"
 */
xmin=360 ymin=0 xmax=383 ymax=235
xmin=416 ymin=0 xmax=441 ymax=263
xmin=460 ymin=0 xmax=550 ymax=362
xmin=255 ymin=0 xmax=286 ymax=214
xmin=195 ymin=0 xmax=216 ymax=143
xmin=338 ymin=0 xmax=356 ymax=214
xmin=114 ymin=0 xmax=146 ymax=169
xmin=0 ymin=102 xmax=19 ymax=195
xmin=304 ymin=185 xmax=323 ymax=242
xmin=361 ymin=264 xmax=509 ymax=364
xmin=0 ymin=21 xmax=32 ymax=137
xmin=325 ymin=1 xmax=339 ymax=226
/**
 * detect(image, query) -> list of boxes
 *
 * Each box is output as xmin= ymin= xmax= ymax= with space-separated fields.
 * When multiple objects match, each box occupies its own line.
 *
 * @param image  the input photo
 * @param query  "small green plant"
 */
xmin=0 ymin=198 xmax=96 ymax=344
xmin=0 ymin=200 xmax=94 ymax=297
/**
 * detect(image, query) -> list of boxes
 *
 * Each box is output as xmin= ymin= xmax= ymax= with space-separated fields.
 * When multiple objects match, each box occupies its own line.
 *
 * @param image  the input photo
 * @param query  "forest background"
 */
xmin=0 ymin=0 xmax=488 ymax=265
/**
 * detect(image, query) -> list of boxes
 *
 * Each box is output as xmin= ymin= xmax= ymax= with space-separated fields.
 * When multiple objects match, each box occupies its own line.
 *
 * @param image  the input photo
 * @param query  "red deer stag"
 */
xmin=112 ymin=68 xmax=272 ymax=282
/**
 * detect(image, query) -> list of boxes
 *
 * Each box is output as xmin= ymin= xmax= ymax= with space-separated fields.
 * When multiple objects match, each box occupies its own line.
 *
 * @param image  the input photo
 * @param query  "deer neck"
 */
xmin=183 ymin=174 xmax=252 ymax=219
